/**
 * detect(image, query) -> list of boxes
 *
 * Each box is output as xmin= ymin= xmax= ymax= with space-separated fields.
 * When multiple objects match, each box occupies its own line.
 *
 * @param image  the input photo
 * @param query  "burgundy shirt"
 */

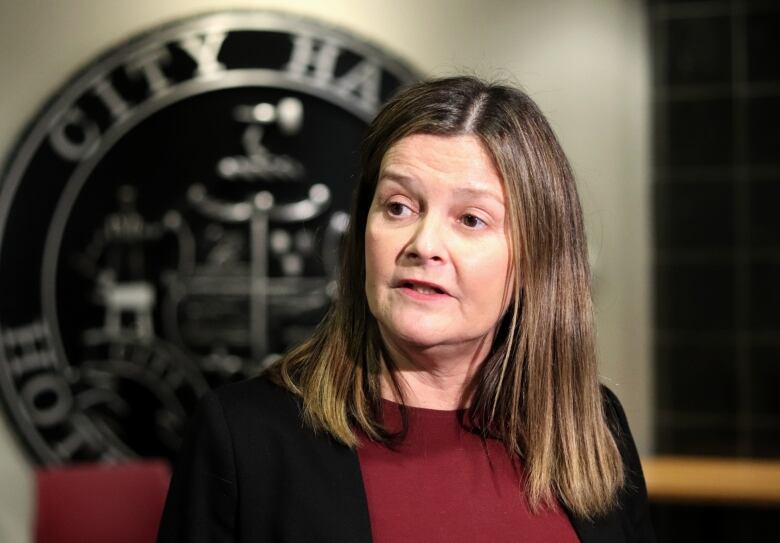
xmin=357 ymin=400 xmax=580 ymax=543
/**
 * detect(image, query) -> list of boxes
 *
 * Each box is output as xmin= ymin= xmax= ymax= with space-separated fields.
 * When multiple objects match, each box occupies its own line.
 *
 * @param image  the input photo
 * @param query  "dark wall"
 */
xmin=651 ymin=0 xmax=780 ymax=539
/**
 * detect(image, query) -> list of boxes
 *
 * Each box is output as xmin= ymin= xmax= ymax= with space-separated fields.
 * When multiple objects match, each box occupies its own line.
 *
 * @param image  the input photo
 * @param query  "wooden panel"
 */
xmin=642 ymin=456 xmax=780 ymax=505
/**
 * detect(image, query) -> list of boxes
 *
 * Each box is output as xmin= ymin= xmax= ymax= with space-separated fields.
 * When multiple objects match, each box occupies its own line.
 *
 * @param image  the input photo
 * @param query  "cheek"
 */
xmin=461 ymin=242 xmax=512 ymax=307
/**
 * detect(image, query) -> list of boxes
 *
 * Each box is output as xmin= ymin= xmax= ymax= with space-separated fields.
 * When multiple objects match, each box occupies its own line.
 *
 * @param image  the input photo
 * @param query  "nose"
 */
xmin=403 ymin=213 xmax=446 ymax=263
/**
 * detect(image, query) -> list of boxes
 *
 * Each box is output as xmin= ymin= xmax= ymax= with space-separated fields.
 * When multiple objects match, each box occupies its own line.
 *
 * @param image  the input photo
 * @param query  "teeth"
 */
xmin=407 ymin=283 xmax=439 ymax=294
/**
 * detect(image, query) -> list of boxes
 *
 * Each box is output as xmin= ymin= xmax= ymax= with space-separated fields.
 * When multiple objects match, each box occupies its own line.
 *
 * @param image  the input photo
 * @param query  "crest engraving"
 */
xmin=0 ymin=11 xmax=416 ymax=464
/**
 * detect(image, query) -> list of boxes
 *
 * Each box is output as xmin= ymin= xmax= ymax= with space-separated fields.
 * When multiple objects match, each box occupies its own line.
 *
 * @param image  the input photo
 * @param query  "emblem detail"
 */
xmin=0 ymin=11 xmax=416 ymax=464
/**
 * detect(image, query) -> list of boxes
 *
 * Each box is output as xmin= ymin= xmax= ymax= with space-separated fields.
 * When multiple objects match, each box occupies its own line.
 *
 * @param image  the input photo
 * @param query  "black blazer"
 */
xmin=157 ymin=376 xmax=655 ymax=542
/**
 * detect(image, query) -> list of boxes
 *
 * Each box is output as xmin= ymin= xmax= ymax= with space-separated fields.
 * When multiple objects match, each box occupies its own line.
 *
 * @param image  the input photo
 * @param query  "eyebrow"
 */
xmin=378 ymin=170 xmax=505 ymax=207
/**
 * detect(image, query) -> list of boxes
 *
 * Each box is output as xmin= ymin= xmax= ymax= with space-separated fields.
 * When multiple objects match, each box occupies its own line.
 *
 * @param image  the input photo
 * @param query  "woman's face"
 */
xmin=364 ymin=133 xmax=512 ymax=354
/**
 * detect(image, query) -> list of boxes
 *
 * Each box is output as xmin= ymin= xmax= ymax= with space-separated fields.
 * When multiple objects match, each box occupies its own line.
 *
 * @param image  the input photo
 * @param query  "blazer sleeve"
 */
xmin=157 ymin=390 xmax=237 ymax=543
xmin=601 ymin=386 xmax=656 ymax=543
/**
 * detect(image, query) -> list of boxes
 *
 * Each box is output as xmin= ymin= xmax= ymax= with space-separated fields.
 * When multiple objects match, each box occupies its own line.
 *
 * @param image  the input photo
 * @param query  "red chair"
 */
xmin=35 ymin=460 xmax=171 ymax=543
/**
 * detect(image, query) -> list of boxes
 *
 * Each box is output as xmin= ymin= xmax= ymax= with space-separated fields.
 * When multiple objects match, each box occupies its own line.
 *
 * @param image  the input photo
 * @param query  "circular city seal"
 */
xmin=0 ymin=10 xmax=417 ymax=464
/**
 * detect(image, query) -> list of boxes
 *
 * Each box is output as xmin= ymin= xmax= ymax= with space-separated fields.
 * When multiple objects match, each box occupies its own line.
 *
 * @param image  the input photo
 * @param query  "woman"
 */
xmin=158 ymin=76 xmax=655 ymax=542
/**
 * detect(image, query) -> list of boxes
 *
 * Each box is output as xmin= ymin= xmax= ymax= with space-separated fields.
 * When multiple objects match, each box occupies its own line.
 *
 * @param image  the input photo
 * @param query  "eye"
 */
xmin=386 ymin=200 xmax=413 ymax=218
xmin=460 ymin=213 xmax=486 ymax=229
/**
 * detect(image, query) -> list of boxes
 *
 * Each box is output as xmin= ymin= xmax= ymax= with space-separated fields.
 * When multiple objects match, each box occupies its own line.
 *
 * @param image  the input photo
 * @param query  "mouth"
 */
xmin=396 ymin=279 xmax=449 ymax=296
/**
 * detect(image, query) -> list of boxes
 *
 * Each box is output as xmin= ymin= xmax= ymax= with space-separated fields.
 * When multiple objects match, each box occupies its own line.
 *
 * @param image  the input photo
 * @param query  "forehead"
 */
xmin=378 ymin=134 xmax=504 ymax=198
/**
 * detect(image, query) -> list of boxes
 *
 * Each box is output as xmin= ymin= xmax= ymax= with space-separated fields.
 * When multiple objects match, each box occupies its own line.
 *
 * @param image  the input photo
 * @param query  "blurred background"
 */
xmin=0 ymin=0 xmax=776 ymax=541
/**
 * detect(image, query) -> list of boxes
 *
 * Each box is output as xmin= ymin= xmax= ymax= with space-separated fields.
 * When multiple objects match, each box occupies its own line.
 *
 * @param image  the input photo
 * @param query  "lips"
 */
xmin=395 ymin=279 xmax=450 ymax=296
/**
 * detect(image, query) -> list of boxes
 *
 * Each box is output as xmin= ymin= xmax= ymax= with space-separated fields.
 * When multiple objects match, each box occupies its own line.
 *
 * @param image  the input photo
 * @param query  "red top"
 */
xmin=356 ymin=400 xmax=580 ymax=543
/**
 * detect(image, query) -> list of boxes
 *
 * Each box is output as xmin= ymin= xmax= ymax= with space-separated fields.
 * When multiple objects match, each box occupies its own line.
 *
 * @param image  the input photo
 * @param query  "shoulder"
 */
xmin=598 ymin=385 xmax=642 ymax=475
xmin=212 ymin=373 xmax=299 ymax=414
xmin=599 ymin=385 xmax=631 ymax=442
xmin=206 ymin=374 xmax=304 ymax=436
xmin=599 ymin=385 xmax=643 ymax=488
xmin=596 ymin=385 xmax=656 ymax=542
xmin=171 ymin=374 xmax=304 ymax=471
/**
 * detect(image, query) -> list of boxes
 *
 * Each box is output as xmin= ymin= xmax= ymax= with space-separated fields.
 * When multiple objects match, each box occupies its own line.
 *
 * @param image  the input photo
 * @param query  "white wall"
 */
xmin=0 ymin=1 xmax=651 ymax=540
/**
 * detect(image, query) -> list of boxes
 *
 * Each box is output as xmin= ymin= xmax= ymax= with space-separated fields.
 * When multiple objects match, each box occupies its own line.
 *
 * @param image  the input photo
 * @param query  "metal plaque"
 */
xmin=0 ymin=10 xmax=417 ymax=464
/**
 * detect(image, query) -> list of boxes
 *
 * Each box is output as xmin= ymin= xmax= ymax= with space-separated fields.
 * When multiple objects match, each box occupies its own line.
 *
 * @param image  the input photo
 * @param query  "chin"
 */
xmin=381 ymin=319 xmax=458 ymax=349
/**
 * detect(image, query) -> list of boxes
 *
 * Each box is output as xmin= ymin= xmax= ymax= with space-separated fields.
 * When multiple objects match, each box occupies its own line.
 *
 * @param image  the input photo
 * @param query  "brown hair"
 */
xmin=267 ymin=76 xmax=624 ymax=519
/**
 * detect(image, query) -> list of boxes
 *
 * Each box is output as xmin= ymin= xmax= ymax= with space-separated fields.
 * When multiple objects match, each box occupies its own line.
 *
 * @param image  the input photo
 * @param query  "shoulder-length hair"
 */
xmin=267 ymin=76 xmax=624 ymax=519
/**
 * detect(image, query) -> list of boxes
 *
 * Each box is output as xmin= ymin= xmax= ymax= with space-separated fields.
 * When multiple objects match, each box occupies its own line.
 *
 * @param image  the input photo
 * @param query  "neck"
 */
xmin=379 ymin=331 xmax=494 ymax=410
